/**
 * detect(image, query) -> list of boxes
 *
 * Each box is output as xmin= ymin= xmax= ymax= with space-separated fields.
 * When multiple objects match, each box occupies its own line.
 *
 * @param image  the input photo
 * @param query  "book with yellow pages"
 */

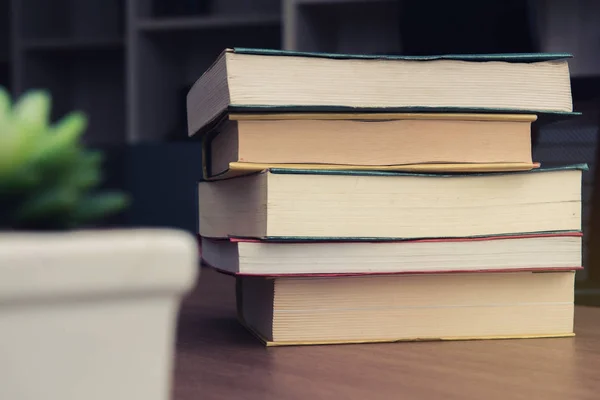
xmin=202 ymin=113 xmax=539 ymax=180
xmin=234 ymin=270 xmax=577 ymax=346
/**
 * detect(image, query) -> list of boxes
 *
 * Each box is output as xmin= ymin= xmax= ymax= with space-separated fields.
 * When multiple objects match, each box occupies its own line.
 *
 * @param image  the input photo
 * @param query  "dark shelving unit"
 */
xmin=128 ymin=0 xmax=281 ymax=142
xmin=10 ymin=0 xmax=281 ymax=144
xmin=12 ymin=0 xmax=125 ymax=145
xmin=137 ymin=14 xmax=281 ymax=31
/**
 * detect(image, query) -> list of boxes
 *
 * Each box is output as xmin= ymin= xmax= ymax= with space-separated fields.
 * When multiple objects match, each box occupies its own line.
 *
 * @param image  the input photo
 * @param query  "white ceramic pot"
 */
xmin=0 ymin=229 xmax=199 ymax=400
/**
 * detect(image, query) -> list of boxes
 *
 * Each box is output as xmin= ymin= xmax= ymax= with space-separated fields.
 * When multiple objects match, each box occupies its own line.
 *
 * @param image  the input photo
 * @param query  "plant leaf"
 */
xmin=0 ymin=164 xmax=41 ymax=195
xmin=14 ymin=90 xmax=51 ymax=129
xmin=14 ymin=186 xmax=78 ymax=222
xmin=72 ymin=192 xmax=130 ymax=224
xmin=0 ymin=87 xmax=12 ymax=125
xmin=51 ymin=111 xmax=87 ymax=143
xmin=61 ymin=151 xmax=103 ymax=191
xmin=0 ymin=89 xmax=130 ymax=230
xmin=27 ymin=113 xmax=87 ymax=180
xmin=0 ymin=129 xmax=26 ymax=178
xmin=0 ymin=91 xmax=53 ymax=179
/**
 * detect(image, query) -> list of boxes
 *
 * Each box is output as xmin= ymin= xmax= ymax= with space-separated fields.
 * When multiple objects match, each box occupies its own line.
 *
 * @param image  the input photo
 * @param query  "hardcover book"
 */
xmin=235 ymin=270 xmax=577 ymax=346
xmin=202 ymin=113 xmax=539 ymax=180
xmin=201 ymin=232 xmax=582 ymax=276
xmin=198 ymin=165 xmax=586 ymax=240
xmin=187 ymin=48 xmax=576 ymax=136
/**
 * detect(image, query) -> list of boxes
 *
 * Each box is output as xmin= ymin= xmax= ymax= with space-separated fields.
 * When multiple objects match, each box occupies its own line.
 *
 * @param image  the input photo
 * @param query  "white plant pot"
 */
xmin=0 ymin=229 xmax=199 ymax=400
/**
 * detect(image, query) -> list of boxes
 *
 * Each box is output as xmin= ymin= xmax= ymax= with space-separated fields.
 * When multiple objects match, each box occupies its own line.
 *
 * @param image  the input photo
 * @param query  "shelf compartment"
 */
xmin=21 ymin=38 xmax=125 ymax=52
xmin=288 ymin=0 xmax=401 ymax=53
xmin=19 ymin=0 xmax=125 ymax=40
xmin=137 ymin=14 xmax=281 ymax=31
xmin=135 ymin=0 xmax=281 ymax=19
xmin=20 ymin=52 xmax=126 ymax=145
xmin=131 ymin=27 xmax=280 ymax=142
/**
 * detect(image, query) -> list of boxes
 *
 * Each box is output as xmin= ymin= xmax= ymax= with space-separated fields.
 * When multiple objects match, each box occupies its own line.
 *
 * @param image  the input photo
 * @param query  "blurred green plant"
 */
xmin=0 ymin=88 xmax=129 ymax=230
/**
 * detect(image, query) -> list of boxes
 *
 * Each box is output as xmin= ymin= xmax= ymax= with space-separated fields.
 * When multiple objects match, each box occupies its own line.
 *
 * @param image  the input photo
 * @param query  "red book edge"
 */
xmin=196 ymin=232 xmax=584 ymax=278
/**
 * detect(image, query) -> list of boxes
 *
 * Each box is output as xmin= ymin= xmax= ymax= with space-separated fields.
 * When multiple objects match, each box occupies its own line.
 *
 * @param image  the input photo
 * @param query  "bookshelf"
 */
xmin=10 ymin=0 xmax=281 ymax=144
xmin=11 ymin=0 xmax=125 ymax=145
xmin=10 ymin=0 xmax=600 ymax=145
xmin=284 ymin=0 xmax=401 ymax=54
xmin=0 ymin=0 xmax=9 ymax=89
xmin=284 ymin=0 xmax=600 ymax=75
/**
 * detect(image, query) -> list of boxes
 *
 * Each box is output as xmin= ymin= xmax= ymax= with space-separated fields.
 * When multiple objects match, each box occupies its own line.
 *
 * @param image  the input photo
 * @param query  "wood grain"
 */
xmin=173 ymin=267 xmax=600 ymax=400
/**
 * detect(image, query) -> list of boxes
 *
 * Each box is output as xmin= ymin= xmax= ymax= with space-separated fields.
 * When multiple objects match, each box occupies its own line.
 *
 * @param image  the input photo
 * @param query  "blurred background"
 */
xmin=2 ymin=0 xmax=599 ymax=276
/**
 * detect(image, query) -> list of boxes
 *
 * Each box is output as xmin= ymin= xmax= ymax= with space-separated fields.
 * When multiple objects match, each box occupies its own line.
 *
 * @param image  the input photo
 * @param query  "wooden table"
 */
xmin=173 ymin=267 xmax=600 ymax=400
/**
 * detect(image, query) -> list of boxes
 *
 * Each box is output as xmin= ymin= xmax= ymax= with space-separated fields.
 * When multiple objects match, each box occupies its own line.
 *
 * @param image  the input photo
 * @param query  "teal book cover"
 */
xmin=233 ymin=47 xmax=573 ymax=63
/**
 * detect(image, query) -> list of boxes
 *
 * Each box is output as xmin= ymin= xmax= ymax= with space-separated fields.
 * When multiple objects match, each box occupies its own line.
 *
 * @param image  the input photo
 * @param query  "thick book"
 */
xmin=201 ymin=232 xmax=582 ymax=276
xmin=203 ymin=113 xmax=539 ymax=180
xmin=186 ymin=48 xmax=575 ymax=136
xmin=236 ymin=271 xmax=576 ymax=346
xmin=197 ymin=165 xmax=586 ymax=240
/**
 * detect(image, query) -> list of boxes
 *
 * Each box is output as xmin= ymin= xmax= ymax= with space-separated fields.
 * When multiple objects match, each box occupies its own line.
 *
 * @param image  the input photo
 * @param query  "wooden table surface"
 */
xmin=173 ymin=267 xmax=600 ymax=400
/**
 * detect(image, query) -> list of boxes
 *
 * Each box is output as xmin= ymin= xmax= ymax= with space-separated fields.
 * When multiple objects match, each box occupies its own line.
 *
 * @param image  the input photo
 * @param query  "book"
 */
xmin=186 ymin=48 xmax=575 ymax=136
xmin=198 ymin=165 xmax=585 ymax=240
xmin=201 ymin=232 xmax=582 ymax=276
xmin=204 ymin=113 xmax=539 ymax=180
xmin=236 ymin=270 xmax=576 ymax=346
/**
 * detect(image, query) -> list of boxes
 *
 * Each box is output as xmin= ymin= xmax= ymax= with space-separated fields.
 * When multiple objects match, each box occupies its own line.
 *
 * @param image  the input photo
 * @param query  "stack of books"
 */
xmin=188 ymin=48 xmax=585 ymax=346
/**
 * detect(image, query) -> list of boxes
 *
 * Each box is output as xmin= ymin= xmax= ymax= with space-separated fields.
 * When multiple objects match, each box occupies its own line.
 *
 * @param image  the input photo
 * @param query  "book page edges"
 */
xmin=233 ymin=266 xmax=576 ymax=347
xmin=236 ymin=313 xmax=575 ymax=348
